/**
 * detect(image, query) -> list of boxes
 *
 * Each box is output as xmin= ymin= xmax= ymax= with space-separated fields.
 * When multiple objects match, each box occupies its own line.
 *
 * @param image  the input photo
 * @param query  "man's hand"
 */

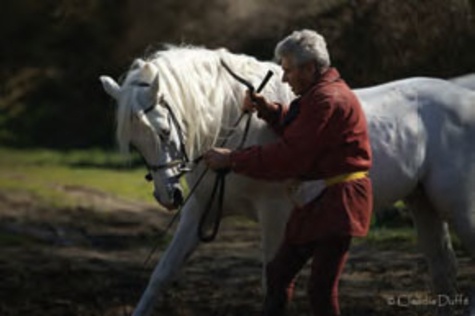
xmin=242 ymin=90 xmax=270 ymax=113
xmin=204 ymin=147 xmax=233 ymax=171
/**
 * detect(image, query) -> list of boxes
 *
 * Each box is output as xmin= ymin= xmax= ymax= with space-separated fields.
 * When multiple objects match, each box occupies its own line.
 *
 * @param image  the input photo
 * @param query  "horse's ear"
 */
xmin=100 ymin=76 xmax=121 ymax=100
xmin=152 ymin=74 xmax=160 ymax=95
xmin=141 ymin=63 xmax=157 ymax=82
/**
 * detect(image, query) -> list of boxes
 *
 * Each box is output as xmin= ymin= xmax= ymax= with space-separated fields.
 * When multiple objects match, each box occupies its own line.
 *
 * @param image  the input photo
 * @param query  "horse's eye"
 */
xmin=160 ymin=129 xmax=170 ymax=140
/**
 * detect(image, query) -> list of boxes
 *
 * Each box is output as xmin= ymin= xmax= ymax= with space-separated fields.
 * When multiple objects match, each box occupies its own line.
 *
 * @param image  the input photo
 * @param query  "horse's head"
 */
xmin=100 ymin=47 xmax=292 ymax=210
xmin=100 ymin=60 xmax=187 ymax=210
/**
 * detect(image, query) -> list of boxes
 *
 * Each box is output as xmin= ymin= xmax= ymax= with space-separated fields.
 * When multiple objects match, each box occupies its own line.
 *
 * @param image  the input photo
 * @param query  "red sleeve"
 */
xmin=231 ymin=98 xmax=334 ymax=180
xmin=256 ymin=102 xmax=288 ymax=135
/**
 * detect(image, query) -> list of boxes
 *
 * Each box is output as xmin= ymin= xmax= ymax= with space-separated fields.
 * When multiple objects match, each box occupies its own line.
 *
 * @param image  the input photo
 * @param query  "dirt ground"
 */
xmin=0 ymin=187 xmax=473 ymax=316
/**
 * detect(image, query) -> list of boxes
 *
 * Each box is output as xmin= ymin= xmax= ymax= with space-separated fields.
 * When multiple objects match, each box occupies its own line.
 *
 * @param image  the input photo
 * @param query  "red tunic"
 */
xmin=230 ymin=68 xmax=373 ymax=243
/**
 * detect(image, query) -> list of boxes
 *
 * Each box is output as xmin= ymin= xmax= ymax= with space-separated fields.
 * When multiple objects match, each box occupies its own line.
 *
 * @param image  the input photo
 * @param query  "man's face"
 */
xmin=280 ymin=56 xmax=316 ymax=95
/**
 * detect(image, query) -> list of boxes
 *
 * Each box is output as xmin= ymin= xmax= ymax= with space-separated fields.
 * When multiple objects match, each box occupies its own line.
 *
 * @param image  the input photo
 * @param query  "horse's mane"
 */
xmin=116 ymin=45 xmax=290 ymax=157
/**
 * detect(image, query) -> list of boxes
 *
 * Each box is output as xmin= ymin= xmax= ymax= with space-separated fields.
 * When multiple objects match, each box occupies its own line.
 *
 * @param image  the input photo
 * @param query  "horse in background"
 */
xmin=450 ymin=73 xmax=475 ymax=90
xmin=100 ymin=46 xmax=475 ymax=316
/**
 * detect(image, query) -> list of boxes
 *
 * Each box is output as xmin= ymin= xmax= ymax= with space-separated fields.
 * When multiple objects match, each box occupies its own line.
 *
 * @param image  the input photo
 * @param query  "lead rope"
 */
xmin=141 ymin=112 xmax=247 ymax=267
xmin=197 ymin=63 xmax=273 ymax=242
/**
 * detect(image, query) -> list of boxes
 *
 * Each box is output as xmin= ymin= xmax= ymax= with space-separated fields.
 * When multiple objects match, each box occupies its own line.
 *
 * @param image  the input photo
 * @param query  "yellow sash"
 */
xmin=324 ymin=171 xmax=369 ymax=187
xmin=286 ymin=171 xmax=369 ymax=208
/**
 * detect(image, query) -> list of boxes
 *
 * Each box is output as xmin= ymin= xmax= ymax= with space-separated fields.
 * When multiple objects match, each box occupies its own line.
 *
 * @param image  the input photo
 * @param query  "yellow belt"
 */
xmin=286 ymin=171 xmax=369 ymax=208
xmin=324 ymin=171 xmax=369 ymax=187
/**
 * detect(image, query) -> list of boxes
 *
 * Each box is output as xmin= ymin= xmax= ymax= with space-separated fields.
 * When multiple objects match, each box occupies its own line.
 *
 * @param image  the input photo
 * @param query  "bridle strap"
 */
xmin=144 ymin=95 xmax=190 ymax=162
xmin=161 ymin=98 xmax=190 ymax=164
xmin=142 ymin=94 xmax=191 ymax=177
xmin=148 ymin=159 xmax=183 ymax=172
xmin=220 ymin=60 xmax=255 ymax=92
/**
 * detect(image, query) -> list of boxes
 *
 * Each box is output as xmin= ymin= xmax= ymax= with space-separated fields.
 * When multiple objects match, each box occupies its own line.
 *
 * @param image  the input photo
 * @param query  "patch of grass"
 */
xmin=0 ymin=147 xmax=132 ymax=168
xmin=356 ymin=227 xmax=417 ymax=250
xmin=0 ymin=177 xmax=75 ymax=208
xmin=360 ymin=222 xmax=470 ymax=256
xmin=0 ymin=147 xmax=155 ymax=207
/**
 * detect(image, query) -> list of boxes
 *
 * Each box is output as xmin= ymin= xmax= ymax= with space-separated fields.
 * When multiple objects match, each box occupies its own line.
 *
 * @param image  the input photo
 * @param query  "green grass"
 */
xmin=359 ymin=225 xmax=467 ymax=254
xmin=0 ymin=147 xmax=155 ymax=207
xmin=360 ymin=227 xmax=417 ymax=249
xmin=0 ymin=147 xmax=125 ymax=166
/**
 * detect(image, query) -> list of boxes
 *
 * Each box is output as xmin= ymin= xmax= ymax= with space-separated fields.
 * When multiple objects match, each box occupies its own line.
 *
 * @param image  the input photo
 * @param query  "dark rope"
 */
xmin=198 ymin=169 xmax=229 ymax=242
xmin=196 ymin=63 xmax=274 ymax=243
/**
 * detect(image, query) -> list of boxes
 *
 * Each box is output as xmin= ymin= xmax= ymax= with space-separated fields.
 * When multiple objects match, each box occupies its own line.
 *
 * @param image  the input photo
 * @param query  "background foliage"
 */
xmin=1 ymin=0 xmax=474 ymax=148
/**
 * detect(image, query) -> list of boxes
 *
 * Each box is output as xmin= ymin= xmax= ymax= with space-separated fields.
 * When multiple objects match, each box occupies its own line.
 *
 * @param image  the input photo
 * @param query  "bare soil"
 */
xmin=0 ymin=188 xmax=473 ymax=316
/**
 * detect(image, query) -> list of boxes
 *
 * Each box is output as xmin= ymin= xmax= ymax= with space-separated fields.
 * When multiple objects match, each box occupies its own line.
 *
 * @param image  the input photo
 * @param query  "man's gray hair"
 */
xmin=274 ymin=29 xmax=331 ymax=73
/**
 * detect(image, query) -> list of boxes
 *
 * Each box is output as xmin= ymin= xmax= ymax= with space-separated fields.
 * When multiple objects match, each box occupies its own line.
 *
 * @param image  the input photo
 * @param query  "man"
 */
xmin=204 ymin=29 xmax=373 ymax=316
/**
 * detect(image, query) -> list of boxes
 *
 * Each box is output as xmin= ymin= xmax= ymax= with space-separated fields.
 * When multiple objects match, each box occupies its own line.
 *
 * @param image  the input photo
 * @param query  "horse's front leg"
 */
xmin=133 ymin=197 xmax=201 ymax=316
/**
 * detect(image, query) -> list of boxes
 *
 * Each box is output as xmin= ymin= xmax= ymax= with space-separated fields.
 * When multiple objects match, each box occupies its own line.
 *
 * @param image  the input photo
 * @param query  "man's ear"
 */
xmin=301 ymin=61 xmax=318 ymax=78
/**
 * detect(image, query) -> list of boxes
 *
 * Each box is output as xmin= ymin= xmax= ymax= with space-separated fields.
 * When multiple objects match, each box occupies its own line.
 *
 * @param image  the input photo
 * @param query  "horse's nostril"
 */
xmin=173 ymin=188 xmax=184 ymax=207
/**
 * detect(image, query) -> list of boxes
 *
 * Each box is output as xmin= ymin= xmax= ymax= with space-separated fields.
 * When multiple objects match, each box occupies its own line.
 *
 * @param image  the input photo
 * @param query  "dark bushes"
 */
xmin=0 ymin=0 xmax=473 ymax=148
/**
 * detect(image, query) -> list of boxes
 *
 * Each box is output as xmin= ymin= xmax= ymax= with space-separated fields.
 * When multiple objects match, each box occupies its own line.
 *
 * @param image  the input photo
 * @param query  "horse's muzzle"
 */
xmin=154 ymin=185 xmax=184 ymax=211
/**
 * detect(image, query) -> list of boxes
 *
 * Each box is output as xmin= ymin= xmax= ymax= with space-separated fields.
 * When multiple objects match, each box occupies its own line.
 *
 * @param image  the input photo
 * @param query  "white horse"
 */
xmin=100 ymin=46 xmax=475 ymax=316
